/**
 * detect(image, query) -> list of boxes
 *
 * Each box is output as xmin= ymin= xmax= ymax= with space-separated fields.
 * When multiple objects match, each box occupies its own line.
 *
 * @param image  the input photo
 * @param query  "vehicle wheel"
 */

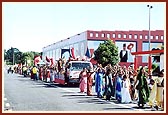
xmin=75 ymin=83 xmax=80 ymax=87
xmin=67 ymin=82 xmax=71 ymax=87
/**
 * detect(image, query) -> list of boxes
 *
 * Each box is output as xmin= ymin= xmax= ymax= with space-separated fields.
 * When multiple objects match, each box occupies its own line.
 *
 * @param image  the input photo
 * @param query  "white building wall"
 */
xmin=42 ymin=31 xmax=88 ymax=61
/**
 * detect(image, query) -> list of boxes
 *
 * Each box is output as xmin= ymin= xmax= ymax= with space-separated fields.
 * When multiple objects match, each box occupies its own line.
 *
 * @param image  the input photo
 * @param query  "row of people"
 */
xmin=79 ymin=63 xmax=164 ymax=110
xmin=14 ymin=61 xmax=164 ymax=111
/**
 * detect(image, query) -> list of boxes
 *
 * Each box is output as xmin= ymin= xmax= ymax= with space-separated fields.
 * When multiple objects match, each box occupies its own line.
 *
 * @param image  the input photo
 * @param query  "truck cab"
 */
xmin=65 ymin=61 xmax=93 ymax=85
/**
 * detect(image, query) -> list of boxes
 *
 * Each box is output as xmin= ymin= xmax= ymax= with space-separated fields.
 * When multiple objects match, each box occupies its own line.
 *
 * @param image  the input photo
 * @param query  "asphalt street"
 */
xmin=3 ymin=69 xmax=162 ymax=113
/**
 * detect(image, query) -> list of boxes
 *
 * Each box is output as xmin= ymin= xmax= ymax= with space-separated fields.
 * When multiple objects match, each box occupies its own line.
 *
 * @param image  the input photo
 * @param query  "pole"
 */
xmin=148 ymin=6 xmax=151 ymax=51
xmin=12 ymin=47 xmax=14 ymax=65
xmin=147 ymin=5 xmax=153 ymax=74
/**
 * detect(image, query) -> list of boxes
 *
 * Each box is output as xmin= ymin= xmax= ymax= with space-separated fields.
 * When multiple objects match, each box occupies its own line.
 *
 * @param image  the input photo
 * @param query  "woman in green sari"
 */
xmin=134 ymin=67 xmax=150 ymax=108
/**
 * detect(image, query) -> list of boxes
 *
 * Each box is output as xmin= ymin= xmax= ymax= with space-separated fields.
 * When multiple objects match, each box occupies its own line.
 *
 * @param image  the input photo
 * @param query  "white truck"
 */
xmin=54 ymin=61 xmax=93 ymax=86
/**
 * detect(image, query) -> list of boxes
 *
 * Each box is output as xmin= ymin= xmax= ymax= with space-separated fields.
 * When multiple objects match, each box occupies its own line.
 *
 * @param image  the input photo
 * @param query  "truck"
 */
xmin=54 ymin=61 xmax=93 ymax=86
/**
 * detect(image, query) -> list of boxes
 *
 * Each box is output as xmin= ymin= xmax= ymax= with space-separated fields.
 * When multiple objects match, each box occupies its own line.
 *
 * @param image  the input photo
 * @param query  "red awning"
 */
xmin=131 ymin=49 xmax=164 ymax=56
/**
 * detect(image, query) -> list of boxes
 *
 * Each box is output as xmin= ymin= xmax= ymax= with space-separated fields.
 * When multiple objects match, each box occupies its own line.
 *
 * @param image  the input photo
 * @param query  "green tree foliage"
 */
xmin=4 ymin=47 xmax=41 ymax=66
xmin=21 ymin=51 xmax=41 ymax=66
xmin=152 ymin=63 xmax=158 ymax=70
xmin=94 ymin=40 xmax=119 ymax=67
xmin=161 ymin=45 xmax=164 ymax=49
xmin=4 ymin=47 xmax=21 ymax=65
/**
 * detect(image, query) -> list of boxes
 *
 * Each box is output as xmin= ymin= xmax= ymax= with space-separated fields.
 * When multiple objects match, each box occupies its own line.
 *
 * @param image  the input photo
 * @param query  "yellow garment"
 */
xmin=148 ymin=78 xmax=157 ymax=106
xmin=23 ymin=67 xmax=27 ymax=71
xmin=155 ymin=77 xmax=164 ymax=108
xmin=33 ymin=67 xmax=37 ymax=74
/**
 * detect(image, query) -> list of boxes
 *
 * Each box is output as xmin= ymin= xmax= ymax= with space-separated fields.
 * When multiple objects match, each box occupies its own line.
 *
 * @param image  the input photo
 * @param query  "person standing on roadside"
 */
xmin=23 ymin=66 xmax=27 ymax=77
xmin=39 ymin=66 xmax=43 ymax=81
xmin=155 ymin=69 xmax=164 ymax=110
xmin=121 ymin=75 xmax=132 ymax=103
xmin=87 ymin=68 xmax=94 ymax=96
xmin=32 ymin=66 xmax=38 ymax=80
xmin=79 ymin=68 xmax=88 ymax=93
xmin=104 ymin=69 xmax=113 ymax=101
xmin=95 ymin=68 xmax=104 ymax=98
xmin=115 ymin=68 xmax=123 ymax=103
xmin=134 ymin=67 xmax=150 ymax=108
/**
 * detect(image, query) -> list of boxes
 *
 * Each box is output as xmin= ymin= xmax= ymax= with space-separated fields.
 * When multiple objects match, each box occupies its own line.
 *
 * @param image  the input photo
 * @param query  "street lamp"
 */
xmin=147 ymin=5 xmax=153 ymax=51
xmin=12 ymin=47 xmax=15 ymax=65
xmin=147 ymin=5 xmax=153 ymax=75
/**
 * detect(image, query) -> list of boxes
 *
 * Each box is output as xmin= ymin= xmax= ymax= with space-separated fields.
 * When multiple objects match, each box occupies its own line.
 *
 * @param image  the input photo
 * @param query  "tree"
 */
xmin=4 ymin=47 xmax=21 ymax=65
xmin=161 ymin=44 xmax=164 ymax=49
xmin=21 ymin=51 xmax=39 ymax=66
xmin=4 ymin=47 xmax=41 ymax=66
xmin=94 ymin=40 xmax=119 ymax=67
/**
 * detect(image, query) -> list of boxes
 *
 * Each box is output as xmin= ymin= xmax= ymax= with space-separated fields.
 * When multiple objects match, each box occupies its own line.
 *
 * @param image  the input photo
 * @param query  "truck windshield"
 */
xmin=71 ymin=62 xmax=91 ymax=71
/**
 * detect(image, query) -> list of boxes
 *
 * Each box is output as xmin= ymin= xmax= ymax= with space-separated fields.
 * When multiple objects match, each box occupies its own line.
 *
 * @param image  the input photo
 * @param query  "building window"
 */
xmin=118 ymin=34 xmax=121 ymax=38
xmin=134 ymin=34 xmax=138 ymax=39
xmin=151 ymin=35 xmax=153 ymax=39
xmin=107 ymin=33 xmax=110 ymax=38
xmin=145 ymin=35 xmax=148 ymax=39
xmin=140 ymin=35 xmax=143 ymax=39
xmin=101 ymin=33 xmax=105 ymax=38
xmin=90 ymin=33 xmax=93 ymax=37
xmin=112 ymin=33 xmax=116 ymax=38
xmin=123 ymin=34 xmax=127 ymax=38
xmin=96 ymin=33 xmax=99 ymax=37
xmin=129 ymin=34 xmax=132 ymax=39
xmin=156 ymin=35 xmax=159 ymax=40
xmin=161 ymin=35 xmax=164 ymax=40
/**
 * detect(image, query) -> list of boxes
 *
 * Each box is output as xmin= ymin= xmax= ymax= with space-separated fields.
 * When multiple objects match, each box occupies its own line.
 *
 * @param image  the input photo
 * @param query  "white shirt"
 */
xmin=122 ymin=50 xmax=126 ymax=57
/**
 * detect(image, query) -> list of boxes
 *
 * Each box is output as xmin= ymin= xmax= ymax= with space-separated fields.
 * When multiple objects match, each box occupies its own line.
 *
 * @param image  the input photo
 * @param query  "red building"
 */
xmin=87 ymin=30 xmax=164 ymax=67
xmin=42 ymin=30 xmax=164 ymax=68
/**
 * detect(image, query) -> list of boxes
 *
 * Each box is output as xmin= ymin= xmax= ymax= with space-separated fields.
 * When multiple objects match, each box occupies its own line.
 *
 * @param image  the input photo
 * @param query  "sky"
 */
xmin=2 ymin=2 xmax=166 ymax=52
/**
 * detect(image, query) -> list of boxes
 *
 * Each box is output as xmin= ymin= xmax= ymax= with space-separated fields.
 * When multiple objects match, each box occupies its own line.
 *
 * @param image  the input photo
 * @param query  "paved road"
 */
xmin=3 ymin=70 xmax=161 ymax=112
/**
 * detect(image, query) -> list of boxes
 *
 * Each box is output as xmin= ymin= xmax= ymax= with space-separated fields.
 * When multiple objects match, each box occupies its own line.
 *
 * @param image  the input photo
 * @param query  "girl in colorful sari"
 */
xmin=155 ymin=70 xmax=164 ymax=110
xmin=79 ymin=68 xmax=87 ymax=93
xmin=95 ymin=68 xmax=104 ymax=98
xmin=104 ymin=69 xmax=113 ymax=101
xmin=134 ymin=67 xmax=150 ymax=108
xmin=121 ymin=75 xmax=132 ymax=103
xmin=115 ymin=69 xmax=123 ymax=103
xmin=87 ymin=68 xmax=94 ymax=96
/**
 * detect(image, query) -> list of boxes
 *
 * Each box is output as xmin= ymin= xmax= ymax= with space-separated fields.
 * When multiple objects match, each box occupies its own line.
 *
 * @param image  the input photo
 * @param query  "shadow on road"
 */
xmin=104 ymin=107 xmax=133 ymax=110
xmin=77 ymin=98 xmax=111 ymax=104
xmin=62 ymin=94 xmax=111 ymax=105
xmin=132 ymin=106 xmax=152 ymax=109
xmin=31 ymin=83 xmax=59 ymax=88
xmin=57 ymin=84 xmax=79 ymax=88
xmin=62 ymin=94 xmax=87 ymax=97
xmin=15 ymin=74 xmax=80 ymax=89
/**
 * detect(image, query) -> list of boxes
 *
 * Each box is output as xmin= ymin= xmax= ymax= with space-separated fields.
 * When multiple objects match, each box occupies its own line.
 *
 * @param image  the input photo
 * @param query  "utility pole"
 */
xmin=147 ymin=5 xmax=153 ymax=75
xmin=12 ymin=47 xmax=14 ymax=65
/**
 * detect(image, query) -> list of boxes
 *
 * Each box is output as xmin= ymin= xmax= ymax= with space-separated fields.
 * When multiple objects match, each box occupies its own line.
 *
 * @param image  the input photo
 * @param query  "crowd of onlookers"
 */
xmin=91 ymin=63 xmax=164 ymax=111
xmin=7 ymin=61 xmax=164 ymax=111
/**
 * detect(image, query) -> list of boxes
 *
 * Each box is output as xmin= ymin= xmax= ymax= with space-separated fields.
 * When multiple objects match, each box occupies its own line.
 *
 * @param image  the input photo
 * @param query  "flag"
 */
xmin=70 ymin=47 xmax=75 ymax=59
xmin=61 ymin=49 xmax=70 ymax=58
xmin=85 ymin=47 xmax=91 ymax=58
xmin=90 ymin=49 xmax=94 ymax=58
xmin=50 ymin=58 xmax=54 ymax=66
xmin=34 ymin=56 xmax=42 ymax=66
xmin=46 ymin=56 xmax=50 ymax=62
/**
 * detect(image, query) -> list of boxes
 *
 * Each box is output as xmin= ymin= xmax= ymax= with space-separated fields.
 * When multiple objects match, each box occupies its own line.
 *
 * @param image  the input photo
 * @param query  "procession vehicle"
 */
xmin=54 ymin=60 xmax=93 ymax=86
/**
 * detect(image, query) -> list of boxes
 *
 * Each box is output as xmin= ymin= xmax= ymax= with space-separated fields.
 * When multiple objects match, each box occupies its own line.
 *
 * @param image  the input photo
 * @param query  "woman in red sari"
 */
xmin=87 ymin=68 xmax=94 ymax=96
xmin=39 ymin=67 xmax=43 ymax=81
